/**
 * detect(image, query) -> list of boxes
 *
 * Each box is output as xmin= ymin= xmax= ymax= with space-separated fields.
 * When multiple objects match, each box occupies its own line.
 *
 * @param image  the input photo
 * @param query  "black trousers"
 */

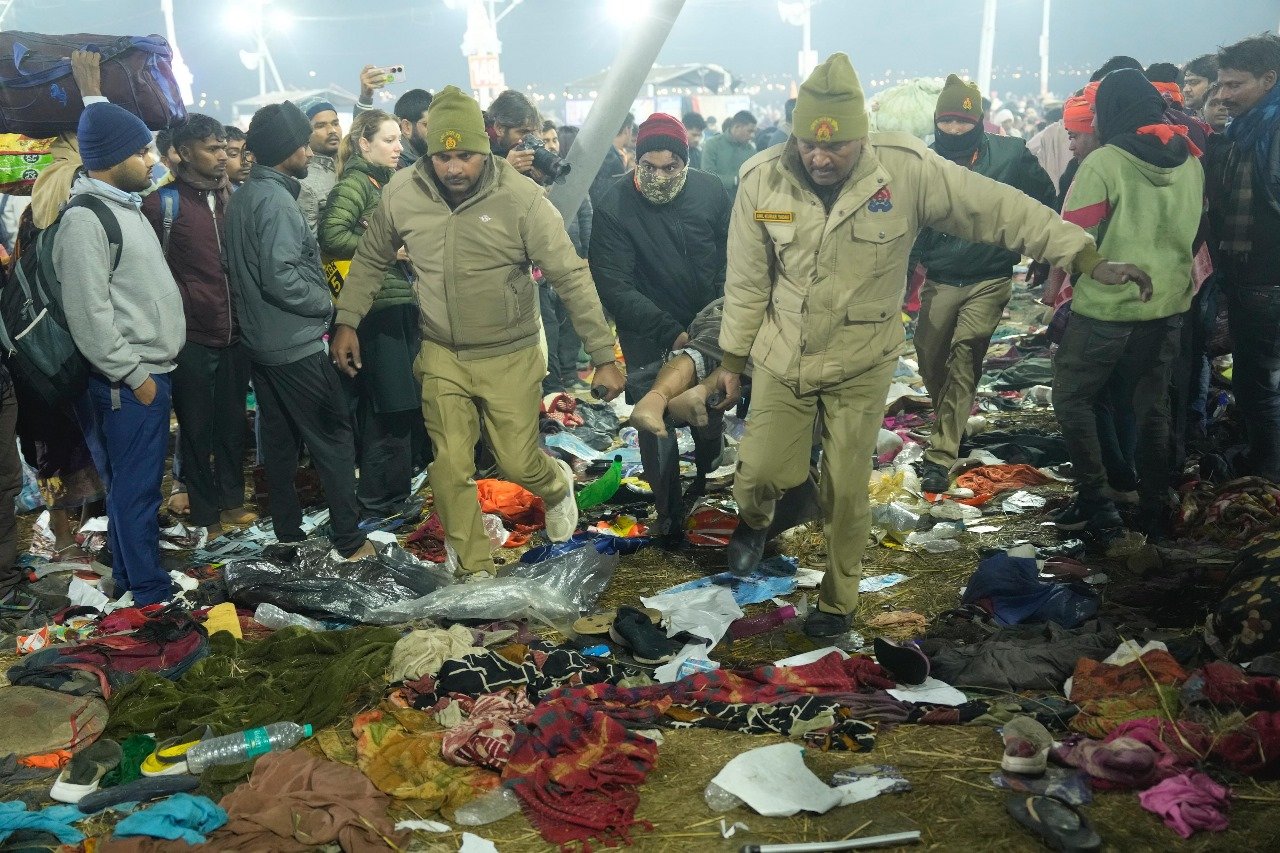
xmin=0 ymin=384 xmax=21 ymax=597
xmin=170 ymin=342 xmax=251 ymax=527
xmin=356 ymin=401 xmax=415 ymax=517
xmin=252 ymin=351 xmax=364 ymax=556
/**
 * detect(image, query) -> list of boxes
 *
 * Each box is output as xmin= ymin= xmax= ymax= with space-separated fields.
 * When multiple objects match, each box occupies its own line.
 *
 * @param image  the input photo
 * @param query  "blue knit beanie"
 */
xmin=77 ymin=103 xmax=154 ymax=171
xmin=300 ymin=97 xmax=337 ymax=120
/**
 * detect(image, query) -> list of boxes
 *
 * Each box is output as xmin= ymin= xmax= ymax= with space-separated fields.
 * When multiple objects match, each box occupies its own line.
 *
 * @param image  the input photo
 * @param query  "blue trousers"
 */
xmin=76 ymin=373 xmax=172 ymax=605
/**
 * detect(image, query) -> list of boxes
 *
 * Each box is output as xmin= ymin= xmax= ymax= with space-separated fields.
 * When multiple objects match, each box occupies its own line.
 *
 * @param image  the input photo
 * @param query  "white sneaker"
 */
xmin=544 ymin=459 xmax=579 ymax=542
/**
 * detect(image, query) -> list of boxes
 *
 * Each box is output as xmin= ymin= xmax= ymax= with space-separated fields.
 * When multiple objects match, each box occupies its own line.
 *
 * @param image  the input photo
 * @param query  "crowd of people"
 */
xmin=0 ymin=31 xmax=1275 ymax=644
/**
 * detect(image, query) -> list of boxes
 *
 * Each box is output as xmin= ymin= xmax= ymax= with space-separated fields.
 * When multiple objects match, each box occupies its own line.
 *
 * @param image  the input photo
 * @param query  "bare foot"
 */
xmin=344 ymin=539 xmax=377 ymax=561
xmin=667 ymin=384 xmax=712 ymax=428
xmin=629 ymin=390 xmax=670 ymax=437
xmin=204 ymin=523 xmax=225 ymax=541
xmin=168 ymin=492 xmax=190 ymax=516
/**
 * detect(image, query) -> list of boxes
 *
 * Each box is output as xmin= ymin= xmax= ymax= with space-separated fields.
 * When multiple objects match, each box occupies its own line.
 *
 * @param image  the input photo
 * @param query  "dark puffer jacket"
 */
xmin=318 ymin=155 xmax=413 ymax=309
xmin=911 ymin=133 xmax=1057 ymax=286
xmin=589 ymin=168 xmax=731 ymax=367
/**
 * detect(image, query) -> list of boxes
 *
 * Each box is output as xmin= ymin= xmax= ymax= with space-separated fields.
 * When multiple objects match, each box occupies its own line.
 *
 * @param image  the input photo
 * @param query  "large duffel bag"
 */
xmin=0 ymin=32 xmax=185 ymax=135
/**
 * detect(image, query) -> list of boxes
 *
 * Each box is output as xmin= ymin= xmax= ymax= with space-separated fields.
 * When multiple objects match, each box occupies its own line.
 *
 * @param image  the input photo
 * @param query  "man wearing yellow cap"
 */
xmin=714 ymin=54 xmax=1153 ymax=637
xmin=331 ymin=86 xmax=625 ymax=574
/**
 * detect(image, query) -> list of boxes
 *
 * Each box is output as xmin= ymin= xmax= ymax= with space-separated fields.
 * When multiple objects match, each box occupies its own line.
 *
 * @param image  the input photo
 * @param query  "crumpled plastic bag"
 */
xmin=222 ymin=540 xmax=454 ymax=624
xmin=368 ymin=545 xmax=618 ymax=626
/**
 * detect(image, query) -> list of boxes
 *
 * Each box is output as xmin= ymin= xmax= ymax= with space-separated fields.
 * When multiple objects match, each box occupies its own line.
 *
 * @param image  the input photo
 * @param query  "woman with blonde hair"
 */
xmin=320 ymin=109 xmax=421 ymax=522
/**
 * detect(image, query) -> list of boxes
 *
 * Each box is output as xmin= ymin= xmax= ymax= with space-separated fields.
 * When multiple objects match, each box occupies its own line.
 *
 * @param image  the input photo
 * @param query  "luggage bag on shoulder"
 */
xmin=0 ymin=31 xmax=185 ymax=135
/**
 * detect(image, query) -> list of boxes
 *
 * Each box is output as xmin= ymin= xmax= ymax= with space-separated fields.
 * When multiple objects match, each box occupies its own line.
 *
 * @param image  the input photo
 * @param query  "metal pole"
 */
xmin=976 ymin=0 xmax=997 ymax=103
xmin=256 ymin=26 xmax=266 ymax=97
xmin=549 ymin=0 xmax=687 ymax=223
xmin=1039 ymin=0 xmax=1051 ymax=101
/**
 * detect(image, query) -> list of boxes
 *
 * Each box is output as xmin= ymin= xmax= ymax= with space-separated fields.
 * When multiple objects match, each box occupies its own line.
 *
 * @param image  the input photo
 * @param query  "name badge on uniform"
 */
xmin=754 ymin=210 xmax=794 ymax=223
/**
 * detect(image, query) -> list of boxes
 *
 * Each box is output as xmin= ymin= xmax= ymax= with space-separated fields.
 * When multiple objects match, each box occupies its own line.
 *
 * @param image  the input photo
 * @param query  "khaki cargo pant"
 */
xmin=733 ymin=359 xmax=897 ymax=616
xmin=416 ymin=340 xmax=568 ymax=573
xmin=913 ymin=277 xmax=1013 ymax=468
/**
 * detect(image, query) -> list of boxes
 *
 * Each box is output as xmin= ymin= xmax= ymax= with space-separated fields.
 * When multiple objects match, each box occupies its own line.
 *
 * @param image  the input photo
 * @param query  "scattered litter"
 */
xmin=887 ymin=677 xmax=968 ymax=706
xmin=459 ymin=832 xmax=500 ymax=853
xmin=709 ymin=743 xmax=898 ymax=817
xmin=1001 ymin=491 xmax=1047 ymax=513
xmin=860 ymin=573 xmax=908 ymax=593
xmin=968 ymin=524 xmax=1004 ymax=534
xmin=720 ymin=818 xmax=749 ymax=838
xmin=832 ymin=764 xmax=912 ymax=795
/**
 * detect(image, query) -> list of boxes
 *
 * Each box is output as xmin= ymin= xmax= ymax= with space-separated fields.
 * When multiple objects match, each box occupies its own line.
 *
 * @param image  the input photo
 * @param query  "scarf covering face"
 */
xmin=634 ymin=165 xmax=687 ymax=204
xmin=933 ymin=119 xmax=984 ymax=163
xmin=1095 ymin=69 xmax=1191 ymax=168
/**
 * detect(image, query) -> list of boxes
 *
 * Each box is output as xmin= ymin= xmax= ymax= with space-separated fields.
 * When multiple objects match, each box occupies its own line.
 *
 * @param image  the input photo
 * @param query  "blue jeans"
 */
xmin=76 ymin=373 xmax=173 ymax=604
xmin=1228 ymin=285 xmax=1280 ymax=481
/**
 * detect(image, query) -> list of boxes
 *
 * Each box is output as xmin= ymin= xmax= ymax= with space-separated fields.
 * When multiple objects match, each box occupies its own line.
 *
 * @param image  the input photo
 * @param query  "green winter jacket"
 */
xmin=319 ymin=156 xmax=413 ymax=309
xmin=702 ymin=132 xmax=758 ymax=199
xmin=910 ymin=133 xmax=1057 ymax=286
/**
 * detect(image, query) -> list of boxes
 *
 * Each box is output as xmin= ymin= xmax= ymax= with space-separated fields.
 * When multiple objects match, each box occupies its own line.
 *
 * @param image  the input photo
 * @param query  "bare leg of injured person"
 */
xmin=629 ymin=353 xmax=718 ymax=436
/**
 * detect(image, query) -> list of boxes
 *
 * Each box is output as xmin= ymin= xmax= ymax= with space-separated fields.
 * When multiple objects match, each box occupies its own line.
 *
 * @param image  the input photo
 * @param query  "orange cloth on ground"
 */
xmin=954 ymin=464 xmax=1053 ymax=498
xmin=476 ymin=479 xmax=546 ymax=547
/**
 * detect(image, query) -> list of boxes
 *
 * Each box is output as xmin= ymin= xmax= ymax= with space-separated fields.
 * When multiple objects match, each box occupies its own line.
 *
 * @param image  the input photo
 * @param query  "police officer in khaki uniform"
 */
xmin=332 ymin=86 xmax=625 ymax=574
xmin=714 ymin=54 xmax=1154 ymax=637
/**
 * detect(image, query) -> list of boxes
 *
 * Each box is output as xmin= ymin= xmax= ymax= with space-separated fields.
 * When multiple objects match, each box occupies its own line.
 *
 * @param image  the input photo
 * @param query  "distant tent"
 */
xmin=230 ymin=86 xmax=359 ymax=128
xmin=566 ymin=63 xmax=735 ymax=95
xmin=868 ymin=77 xmax=946 ymax=140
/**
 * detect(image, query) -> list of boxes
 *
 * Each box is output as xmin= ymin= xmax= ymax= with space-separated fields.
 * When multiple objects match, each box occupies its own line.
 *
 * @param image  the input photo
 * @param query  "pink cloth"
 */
xmin=439 ymin=688 xmax=536 ymax=771
xmin=1138 ymin=772 xmax=1230 ymax=838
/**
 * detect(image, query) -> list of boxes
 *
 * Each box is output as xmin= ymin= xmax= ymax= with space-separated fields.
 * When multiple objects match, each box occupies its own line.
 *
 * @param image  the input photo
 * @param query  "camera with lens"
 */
xmin=516 ymin=132 xmax=571 ymax=183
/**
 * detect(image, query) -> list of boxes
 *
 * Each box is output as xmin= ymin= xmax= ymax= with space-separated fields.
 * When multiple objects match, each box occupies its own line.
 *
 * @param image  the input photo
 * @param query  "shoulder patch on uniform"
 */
xmin=754 ymin=210 xmax=794 ymax=223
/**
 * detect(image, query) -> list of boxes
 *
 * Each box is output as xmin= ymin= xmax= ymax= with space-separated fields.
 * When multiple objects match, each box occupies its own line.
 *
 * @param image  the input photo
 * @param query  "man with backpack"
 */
xmin=53 ymin=102 xmax=186 ymax=606
xmin=141 ymin=114 xmax=255 ymax=540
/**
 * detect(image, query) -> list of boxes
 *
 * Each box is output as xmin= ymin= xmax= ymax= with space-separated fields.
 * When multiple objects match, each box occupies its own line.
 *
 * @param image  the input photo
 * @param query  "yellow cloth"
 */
xmin=203 ymin=602 xmax=242 ymax=639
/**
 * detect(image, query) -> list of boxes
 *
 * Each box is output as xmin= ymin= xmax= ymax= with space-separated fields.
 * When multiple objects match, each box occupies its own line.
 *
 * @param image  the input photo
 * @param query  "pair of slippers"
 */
xmin=50 ymin=739 xmax=122 ymax=804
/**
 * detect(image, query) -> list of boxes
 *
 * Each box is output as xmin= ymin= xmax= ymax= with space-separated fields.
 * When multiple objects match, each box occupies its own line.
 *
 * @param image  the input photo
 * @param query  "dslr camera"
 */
xmin=516 ymin=132 xmax=570 ymax=183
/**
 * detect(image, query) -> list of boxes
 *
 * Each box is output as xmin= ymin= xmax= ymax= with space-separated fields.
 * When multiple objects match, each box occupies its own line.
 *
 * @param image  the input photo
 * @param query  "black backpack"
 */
xmin=0 ymin=195 xmax=120 ymax=406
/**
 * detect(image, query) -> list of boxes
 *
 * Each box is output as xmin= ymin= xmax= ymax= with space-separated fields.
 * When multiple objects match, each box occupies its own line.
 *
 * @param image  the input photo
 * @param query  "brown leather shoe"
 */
xmin=219 ymin=507 xmax=258 ymax=526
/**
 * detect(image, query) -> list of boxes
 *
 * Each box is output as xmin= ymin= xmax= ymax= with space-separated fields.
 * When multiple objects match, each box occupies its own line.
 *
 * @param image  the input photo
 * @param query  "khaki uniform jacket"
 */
xmin=335 ymin=156 xmax=615 ymax=365
xmin=720 ymin=133 xmax=1102 ymax=394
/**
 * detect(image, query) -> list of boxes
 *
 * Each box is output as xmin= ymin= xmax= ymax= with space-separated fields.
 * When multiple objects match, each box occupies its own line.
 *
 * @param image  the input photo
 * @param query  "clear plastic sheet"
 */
xmin=222 ymin=540 xmax=454 ymax=624
xmin=368 ymin=545 xmax=618 ymax=626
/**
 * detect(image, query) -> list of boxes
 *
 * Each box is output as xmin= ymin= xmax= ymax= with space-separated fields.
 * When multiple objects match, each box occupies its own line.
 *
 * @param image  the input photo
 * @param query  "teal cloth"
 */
xmin=112 ymin=793 xmax=227 ymax=845
xmin=0 ymin=801 xmax=86 ymax=844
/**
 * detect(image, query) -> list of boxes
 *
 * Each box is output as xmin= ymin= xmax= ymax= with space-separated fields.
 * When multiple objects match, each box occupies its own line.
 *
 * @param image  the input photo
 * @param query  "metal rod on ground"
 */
xmin=548 ymin=0 xmax=688 ymax=224
xmin=741 ymin=831 xmax=922 ymax=853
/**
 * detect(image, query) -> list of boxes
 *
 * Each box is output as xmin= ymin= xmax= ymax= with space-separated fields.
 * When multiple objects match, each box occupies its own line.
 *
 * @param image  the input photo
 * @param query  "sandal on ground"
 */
xmin=1005 ymin=794 xmax=1101 ymax=852
xmin=140 ymin=726 xmax=210 ymax=777
xmin=77 ymin=773 xmax=199 ymax=814
xmin=49 ymin=739 xmax=122 ymax=803
xmin=1002 ymin=715 xmax=1053 ymax=776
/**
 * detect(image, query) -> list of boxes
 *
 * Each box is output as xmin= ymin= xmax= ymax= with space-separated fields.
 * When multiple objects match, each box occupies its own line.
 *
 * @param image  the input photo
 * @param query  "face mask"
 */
xmin=933 ymin=121 xmax=984 ymax=162
xmin=634 ymin=166 xmax=688 ymax=204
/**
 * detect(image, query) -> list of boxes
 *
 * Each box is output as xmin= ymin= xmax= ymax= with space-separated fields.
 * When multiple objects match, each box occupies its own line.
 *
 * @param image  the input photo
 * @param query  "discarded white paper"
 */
xmin=859 ymin=573 xmax=908 ymax=593
xmin=711 ymin=743 xmax=896 ymax=817
xmin=968 ymin=524 xmax=1003 ymax=534
xmin=887 ymin=676 xmax=968 ymax=707
xmin=393 ymin=819 xmax=450 ymax=832
xmin=459 ymin=832 xmax=500 ymax=853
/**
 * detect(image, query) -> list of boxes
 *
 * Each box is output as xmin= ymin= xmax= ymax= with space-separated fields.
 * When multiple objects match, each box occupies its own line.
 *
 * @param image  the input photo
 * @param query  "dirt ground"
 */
xmin=3 ymin=285 xmax=1280 ymax=852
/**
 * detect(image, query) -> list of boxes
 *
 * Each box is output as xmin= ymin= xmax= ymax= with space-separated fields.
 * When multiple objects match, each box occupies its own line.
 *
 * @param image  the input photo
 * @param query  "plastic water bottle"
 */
xmin=253 ymin=602 xmax=326 ymax=632
xmin=184 ymin=722 xmax=313 ymax=773
xmin=675 ymin=656 xmax=720 ymax=679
